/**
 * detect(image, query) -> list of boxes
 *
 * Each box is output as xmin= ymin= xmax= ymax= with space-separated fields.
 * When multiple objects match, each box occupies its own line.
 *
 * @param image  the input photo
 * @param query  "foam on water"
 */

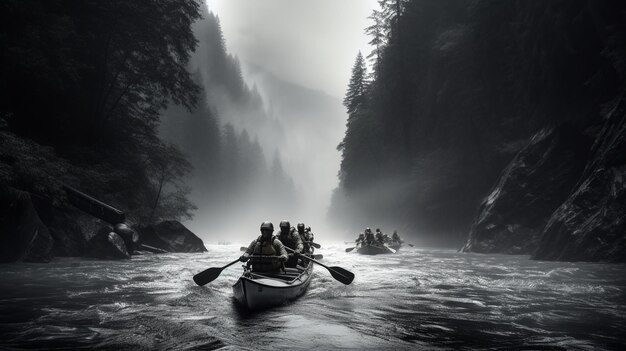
xmin=1 ymin=243 xmax=625 ymax=350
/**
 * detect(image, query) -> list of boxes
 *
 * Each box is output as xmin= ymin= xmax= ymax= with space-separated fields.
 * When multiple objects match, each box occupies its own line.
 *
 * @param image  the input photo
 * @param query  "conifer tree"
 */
xmin=343 ymin=52 xmax=368 ymax=115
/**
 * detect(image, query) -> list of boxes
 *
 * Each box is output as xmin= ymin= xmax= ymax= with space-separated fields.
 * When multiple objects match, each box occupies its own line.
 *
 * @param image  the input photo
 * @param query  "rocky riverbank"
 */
xmin=0 ymin=185 xmax=206 ymax=263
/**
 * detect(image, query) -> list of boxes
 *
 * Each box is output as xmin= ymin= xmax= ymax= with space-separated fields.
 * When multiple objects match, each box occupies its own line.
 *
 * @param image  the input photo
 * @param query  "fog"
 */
xmin=206 ymin=0 xmax=378 ymax=99
xmin=159 ymin=1 xmax=380 ymax=244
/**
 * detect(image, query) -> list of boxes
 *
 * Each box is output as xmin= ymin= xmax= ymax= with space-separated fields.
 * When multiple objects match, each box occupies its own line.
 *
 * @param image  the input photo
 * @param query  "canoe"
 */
xmin=232 ymin=259 xmax=314 ymax=309
xmin=357 ymin=243 xmax=395 ymax=255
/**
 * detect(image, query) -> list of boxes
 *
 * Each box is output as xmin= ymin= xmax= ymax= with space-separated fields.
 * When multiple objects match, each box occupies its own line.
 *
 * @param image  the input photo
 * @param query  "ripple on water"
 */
xmin=0 ymin=244 xmax=625 ymax=350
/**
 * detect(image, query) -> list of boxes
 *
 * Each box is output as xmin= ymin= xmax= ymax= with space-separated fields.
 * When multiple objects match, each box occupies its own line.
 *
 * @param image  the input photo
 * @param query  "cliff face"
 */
xmin=533 ymin=98 xmax=626 ymax=262
xmin=463 ymin=126 xmax=591 ymax=254
xmin=465 ymin=97 xmax=626 ymax=262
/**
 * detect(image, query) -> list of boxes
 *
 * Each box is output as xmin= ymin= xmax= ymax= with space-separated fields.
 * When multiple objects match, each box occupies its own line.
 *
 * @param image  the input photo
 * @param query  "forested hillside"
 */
xmin=330 ymin=0 xmax=626 ymax=260
xmin=160 ymin=8 xmax=299 ymax=233
xmin=0 ymin=1 xmax=299 ymax=260
xmin=1 ymin=0 xmax=201 ymax=223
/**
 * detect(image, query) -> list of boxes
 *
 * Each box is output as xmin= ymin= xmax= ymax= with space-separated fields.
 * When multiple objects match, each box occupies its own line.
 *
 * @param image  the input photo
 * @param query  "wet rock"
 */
xmin=463 ymin=125 xmax=591 ymax=254
xmin=113 ymin=223 xmax=139 ymax=253
xmin=0 ymin=185 xmax=54 ymax=263
xmin=135 ymin=220 xmax=207 ymax=253
xmin=533 ymin=99 xmax=626 ymax=262
xmin=45 ymin=210 xmax=91 ymax=257
xmin=85 ymin=225 xmax=130 ymax=259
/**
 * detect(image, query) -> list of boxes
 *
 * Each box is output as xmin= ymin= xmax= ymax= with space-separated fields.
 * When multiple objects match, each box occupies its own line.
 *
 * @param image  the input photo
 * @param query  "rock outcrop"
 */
xmin=0 ymin=185 xmax=54 ymax=262
xmin=464 ymin=96 xmax=626 ymax=262
xmin=135 ymin=220 xmax=207 ymax=253
xmin=113 ymin=223 xmax=139 ymax=253
xmin=463 ymin=126 xmax=591 ymax=254
xmin=85 ymin=225 xmax=131 ymax=259
xmin=533 ymin=98 xmax=626 ymax=262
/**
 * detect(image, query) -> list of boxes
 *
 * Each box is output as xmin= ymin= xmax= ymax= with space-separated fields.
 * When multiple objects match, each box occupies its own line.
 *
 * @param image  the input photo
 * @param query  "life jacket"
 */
xmin=250 ymin=235 xmax=281 ymax=272
xmin=278 ymin=231 xmax=297 ymax=250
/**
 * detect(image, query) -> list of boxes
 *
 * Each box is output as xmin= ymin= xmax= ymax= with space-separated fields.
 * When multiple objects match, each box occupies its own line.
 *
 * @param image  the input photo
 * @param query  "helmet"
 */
xmin=306 ymin=226 xmax=311 ymax=231
xmin=260 ymin=221 xmax=274 ymax=231
xmin=297 ymin=223 xmax=305 ymax=232
xmin=279 ymin=220 xmax=290 ymax=229
xmin=376 ymin=228 xmax=381 ymax=232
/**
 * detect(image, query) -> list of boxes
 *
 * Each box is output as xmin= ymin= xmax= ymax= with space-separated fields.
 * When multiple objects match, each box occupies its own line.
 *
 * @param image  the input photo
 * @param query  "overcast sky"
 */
xmin=205 ymin=0 xmax=378 ymax=99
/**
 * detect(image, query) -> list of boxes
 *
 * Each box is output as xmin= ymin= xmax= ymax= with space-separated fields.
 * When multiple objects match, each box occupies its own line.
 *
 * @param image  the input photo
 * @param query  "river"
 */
xmin=1 ymin=243 xmax=625 ymax=350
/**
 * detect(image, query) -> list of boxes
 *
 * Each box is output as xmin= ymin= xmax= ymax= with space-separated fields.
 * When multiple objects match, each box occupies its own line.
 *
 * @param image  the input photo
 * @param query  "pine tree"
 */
xmin=343 ymin=52 xmax=368 ymax=115
xmin=365 ymin=9 xmax=387 ymax=75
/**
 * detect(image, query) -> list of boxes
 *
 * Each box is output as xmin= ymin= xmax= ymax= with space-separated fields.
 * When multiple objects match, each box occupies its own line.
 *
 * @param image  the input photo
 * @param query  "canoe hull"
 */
xmin=232 ymin=261 xmax=313 ymax=309
xmin=357 ymin=244 xmax=394 ymax=255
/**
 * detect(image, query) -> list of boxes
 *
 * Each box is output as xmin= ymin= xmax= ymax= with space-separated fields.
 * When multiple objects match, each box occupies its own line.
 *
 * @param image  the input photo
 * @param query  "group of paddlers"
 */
xmin=354 ymin=227 xmax=403 ymax=247
xmin=239 ymin=221 xmax=315 ymax=272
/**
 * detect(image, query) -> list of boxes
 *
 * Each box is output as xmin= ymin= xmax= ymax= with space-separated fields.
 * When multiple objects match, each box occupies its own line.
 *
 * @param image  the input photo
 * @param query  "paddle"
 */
xmin=408 ymin=244 xmax=415 ymax=247
xmin=284 ymin=247 xmax=354 ymax=285
xmin=240 ymin=246 xmax=248 ymax=252
xmin=193 ymin=259 xmax=240 ymax=286
xmin=304 ymin=241 xmax=321 ymax=249
xmin=345 ymin=247 xmax=355 ymax=253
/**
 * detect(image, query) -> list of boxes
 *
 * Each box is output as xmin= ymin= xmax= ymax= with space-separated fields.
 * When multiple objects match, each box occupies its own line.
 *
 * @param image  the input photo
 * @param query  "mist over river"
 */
xmin=1 ymin=244 xmax=625 ymax=350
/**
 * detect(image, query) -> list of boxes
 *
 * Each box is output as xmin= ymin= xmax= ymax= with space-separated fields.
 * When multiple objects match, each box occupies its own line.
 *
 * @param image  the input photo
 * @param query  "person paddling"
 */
xmin=277 ymin=220 xmax=304 ymax=268
xmin=240 ymin=221 xmax=288 ymax=272
xmin=392 ymin=230 xmax=403 ymax=245
xmin=297 ymin=223 xmax=314 ymax=254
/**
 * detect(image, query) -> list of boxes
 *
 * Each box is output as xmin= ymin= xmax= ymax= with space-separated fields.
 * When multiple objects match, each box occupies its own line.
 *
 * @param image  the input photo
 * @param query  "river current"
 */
xmin=1 ymin=243 xmax=625 ymax=350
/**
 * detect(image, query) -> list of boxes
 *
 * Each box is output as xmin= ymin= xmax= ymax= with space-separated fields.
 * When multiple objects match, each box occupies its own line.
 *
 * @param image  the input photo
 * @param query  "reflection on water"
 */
xmin=1 ymin=244 xmax=625 ymax=350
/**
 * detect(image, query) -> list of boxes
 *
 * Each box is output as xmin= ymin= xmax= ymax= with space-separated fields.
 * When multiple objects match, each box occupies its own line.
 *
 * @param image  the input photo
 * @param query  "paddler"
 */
xmin=375 ymin=228 xmax=384 ymax=244
xmin=355 ymin=233 xmax=365 ymax=246
xmin=296 ymin=223 xmax=314 ymax=254
xmin=277 ymin=220 xmax=304 ymax=267
xmin=392 ymin=230 xmax=402 ymax=244
xmin=240 ymin=221 xmax=288 ymax=272
xmin=364 ymin=228 xmax=375 ymax=245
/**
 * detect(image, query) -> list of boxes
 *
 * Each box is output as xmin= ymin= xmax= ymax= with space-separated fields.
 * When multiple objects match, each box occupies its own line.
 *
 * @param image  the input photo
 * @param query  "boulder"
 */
xmin=533 ymin=98 xmax=626 ymax=262
xmin=462 ymin=125 xmax=591 ymax=254
xmin=0 ymin=185 xmax=54 ymax=263
xmin=135 ymin=220 xmax=207 ymax=253
xmin=85 ymin=225 xmax=130 ymax=259
xmin=113 ymin=222 xmax=139 ymax=253
xmin=45 ymin=210 xmax=91 ymax=257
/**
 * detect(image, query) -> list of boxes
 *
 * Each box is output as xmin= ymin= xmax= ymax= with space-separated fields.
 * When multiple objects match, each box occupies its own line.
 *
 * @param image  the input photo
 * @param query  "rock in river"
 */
xmin=135 ymin=220 xmax=207 ymax=253
xmin=85 ymin=225 xmax=130 ymax=259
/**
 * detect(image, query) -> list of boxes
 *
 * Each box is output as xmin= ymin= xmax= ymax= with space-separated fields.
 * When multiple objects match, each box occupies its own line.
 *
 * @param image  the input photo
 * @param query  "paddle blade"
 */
xmin=193 ymin=267 xmax=223 ymax=286
xmin=311 ymin=242 xmax=321 ymax=249
xmin=408 ymin=244 xmax=415 ymax=247
xmin=240 ymin=246 xmax=248 ymax=252
xmin=313 ymin=254 xmax=324 ymax=260
xmin=328 ymin=266 xmax=355 ymax=285
xmin=345 ymin=247 xmax=355 ymax=252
